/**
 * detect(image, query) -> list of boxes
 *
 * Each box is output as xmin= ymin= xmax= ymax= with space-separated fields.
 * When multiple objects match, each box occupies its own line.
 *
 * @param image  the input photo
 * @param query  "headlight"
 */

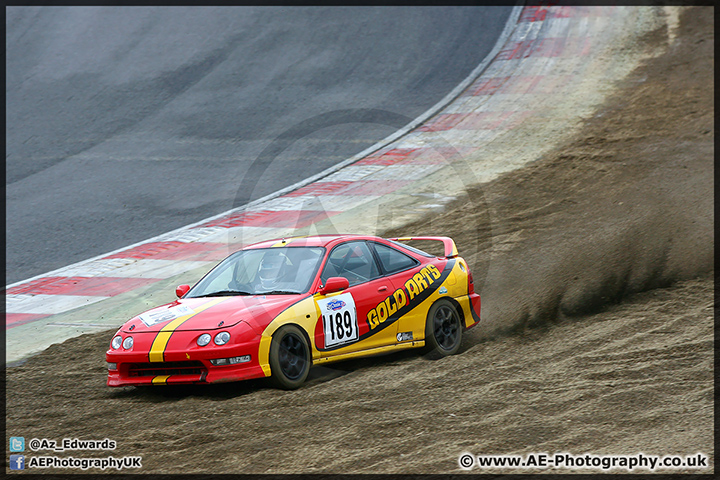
xmin=111 ymin=336 xmax=122 ymax=350
xmin=122 ymin=336 xmax=134 ymax=349
xmin=197 ymin=333 xmax=211 ymax=347
xmin=214 ymin=331 xmax=230 ymax=345
xmin=107 ymin=363 xmax=117 ymax=370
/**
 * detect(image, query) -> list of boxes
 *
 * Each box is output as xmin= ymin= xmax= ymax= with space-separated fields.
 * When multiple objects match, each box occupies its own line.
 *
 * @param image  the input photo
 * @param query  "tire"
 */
xmin=269 ymin=325 xmax=311 ymax=390
xmin=424 ymin=299 xmax=462 ymax=357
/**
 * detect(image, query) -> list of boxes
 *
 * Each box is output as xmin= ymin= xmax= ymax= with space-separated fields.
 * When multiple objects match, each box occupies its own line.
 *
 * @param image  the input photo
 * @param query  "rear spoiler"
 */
xmin=389 ymin=236 xmax=459 ymax=259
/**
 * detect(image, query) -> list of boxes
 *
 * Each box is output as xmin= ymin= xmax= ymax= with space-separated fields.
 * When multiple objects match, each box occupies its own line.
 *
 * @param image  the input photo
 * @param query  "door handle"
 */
xmin=378 ymin=286 xmax=388 ymax=292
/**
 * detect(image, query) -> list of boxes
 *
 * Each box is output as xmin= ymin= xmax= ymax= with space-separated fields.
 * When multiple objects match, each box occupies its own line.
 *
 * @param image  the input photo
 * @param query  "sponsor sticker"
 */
xmin=326 ymin=299 xmax=346 ymax=311
xmin=317 ymin=293 xmax=358 ymax=348
xmin=397 ymin=331 xmax=413 ymax=342
xmin=139 ymin=305 xmax=195 ymax=327
xmin=368 ymin=264 xmax=442 ymax=330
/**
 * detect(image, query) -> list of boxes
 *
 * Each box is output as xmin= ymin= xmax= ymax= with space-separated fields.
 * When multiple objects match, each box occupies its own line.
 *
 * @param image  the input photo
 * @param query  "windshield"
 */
xmin=186 ymin=246 xmax=325 ymax=297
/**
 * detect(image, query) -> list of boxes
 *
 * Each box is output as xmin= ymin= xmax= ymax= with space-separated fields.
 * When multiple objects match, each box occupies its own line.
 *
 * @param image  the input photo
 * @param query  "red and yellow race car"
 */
xmin=106 ymin=234 xmax=481 ymax=389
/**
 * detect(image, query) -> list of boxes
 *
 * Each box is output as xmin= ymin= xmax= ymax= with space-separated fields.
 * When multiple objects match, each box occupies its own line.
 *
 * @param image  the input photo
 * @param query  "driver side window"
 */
xmin=321 ymin=241 xmax=380 ymax=287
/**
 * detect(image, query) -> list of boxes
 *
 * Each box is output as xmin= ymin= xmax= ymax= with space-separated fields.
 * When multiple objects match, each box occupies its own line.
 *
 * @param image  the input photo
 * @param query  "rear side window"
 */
xmin=321 ymin=241 xmax=381 ymax=287
xmin=372 ymin=243 xmax=418 ymax=274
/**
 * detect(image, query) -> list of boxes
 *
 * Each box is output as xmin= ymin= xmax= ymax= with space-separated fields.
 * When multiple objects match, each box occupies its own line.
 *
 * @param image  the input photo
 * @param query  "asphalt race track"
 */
xmin=6 ymin=6 xmax=512 ymax=284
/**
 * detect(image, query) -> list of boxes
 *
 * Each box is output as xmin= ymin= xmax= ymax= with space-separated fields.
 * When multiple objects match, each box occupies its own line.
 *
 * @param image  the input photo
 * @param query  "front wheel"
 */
xmin=269 ymin=325 xmax=311 ymax=390
xmin=424 ymin=299 xmax=462 ymax=357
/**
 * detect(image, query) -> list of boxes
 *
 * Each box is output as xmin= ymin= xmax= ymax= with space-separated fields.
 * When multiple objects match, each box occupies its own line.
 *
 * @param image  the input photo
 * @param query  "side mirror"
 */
xmin=319 ymin=277 xmax=349 ymax=295
xmin=176 ymin=284 xmax=190 ymax=298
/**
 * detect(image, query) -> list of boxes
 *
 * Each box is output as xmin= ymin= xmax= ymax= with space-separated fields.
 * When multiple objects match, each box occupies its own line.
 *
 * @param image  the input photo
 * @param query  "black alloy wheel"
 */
xmin=425 ymin=299 xmax=462 ymax=357
xmin=269 ymin=325 xmax=311 ymax=389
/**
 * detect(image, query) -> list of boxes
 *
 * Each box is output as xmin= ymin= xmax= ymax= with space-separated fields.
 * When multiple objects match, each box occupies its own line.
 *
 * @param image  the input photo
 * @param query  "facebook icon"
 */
xmin=10 ymin=455 xmax=25 ymax=470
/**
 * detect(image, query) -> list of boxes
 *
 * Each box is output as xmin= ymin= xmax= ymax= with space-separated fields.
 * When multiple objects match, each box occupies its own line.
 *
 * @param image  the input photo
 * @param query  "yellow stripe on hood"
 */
xmin=148 ymin=297 xmax=226 ymax=362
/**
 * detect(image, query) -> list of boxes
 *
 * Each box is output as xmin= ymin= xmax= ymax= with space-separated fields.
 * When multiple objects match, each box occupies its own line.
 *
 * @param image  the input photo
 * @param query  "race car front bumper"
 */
xmin=107 ymin=343 xmax=267 ymax=387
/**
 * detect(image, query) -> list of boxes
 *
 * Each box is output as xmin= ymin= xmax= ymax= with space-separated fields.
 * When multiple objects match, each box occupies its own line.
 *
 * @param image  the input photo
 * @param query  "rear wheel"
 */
xmin=269 ymin=325 xmax=310 ymax=389
xmin=424 ymin=299 xmax=462 ymax=357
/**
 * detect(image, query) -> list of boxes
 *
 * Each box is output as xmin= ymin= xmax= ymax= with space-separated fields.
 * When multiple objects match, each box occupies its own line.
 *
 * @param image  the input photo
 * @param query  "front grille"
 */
xmin=128 ymin=361 xmax=206 ymax=377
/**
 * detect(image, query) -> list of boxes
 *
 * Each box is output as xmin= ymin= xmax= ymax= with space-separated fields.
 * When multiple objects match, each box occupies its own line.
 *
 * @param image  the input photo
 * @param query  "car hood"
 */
xmin=120 ymin=295 xmax=306 ymax=333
